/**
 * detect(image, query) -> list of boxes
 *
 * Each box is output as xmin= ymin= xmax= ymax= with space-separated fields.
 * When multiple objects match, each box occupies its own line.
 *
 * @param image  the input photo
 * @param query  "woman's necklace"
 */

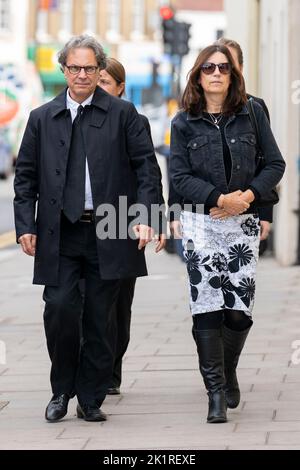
xmin=208 ymin=112 xmax=223 ymax=129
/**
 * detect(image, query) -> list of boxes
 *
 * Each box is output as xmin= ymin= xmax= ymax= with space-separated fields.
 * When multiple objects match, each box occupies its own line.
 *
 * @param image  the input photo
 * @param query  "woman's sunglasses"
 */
xmin=200 ymin=62 xmax=232 ymax=75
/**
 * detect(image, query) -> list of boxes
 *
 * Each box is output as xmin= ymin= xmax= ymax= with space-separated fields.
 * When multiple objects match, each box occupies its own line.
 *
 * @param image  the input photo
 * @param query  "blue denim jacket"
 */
xmin=169 ymin=101 xmax=286 ymax=206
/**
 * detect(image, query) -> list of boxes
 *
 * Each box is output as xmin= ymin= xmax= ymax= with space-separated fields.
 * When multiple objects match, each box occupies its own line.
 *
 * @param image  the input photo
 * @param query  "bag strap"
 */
xmin=246 ymin=98 xmax=264 ymax=168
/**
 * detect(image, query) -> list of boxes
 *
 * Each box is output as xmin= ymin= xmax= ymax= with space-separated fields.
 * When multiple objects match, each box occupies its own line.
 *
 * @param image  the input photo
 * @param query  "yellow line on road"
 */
xmin=0 ymin=231 xmax=16 ymax=249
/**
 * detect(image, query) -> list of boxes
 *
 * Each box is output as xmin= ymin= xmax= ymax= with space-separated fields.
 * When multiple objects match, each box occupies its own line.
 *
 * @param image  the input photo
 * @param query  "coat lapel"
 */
xmin=85 ymin=88 xmax=112 ymax=190
xmin=89 ymin=86 xmax=111 ymax=129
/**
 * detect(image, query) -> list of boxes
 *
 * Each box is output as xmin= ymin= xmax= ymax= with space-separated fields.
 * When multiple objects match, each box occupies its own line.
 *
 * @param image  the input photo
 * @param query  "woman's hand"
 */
xmin=210 ymin=190 xmax=250 ymax=219
xmin=240 ymin=189 xmax=255 ymax=205
xmin=209 ymin=207 xmax=231 ymax=220
xmin=220 ymin=190 xmax=250 ymax=216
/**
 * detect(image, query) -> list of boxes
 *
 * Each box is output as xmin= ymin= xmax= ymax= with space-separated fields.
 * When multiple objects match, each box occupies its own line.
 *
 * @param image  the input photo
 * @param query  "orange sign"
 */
xmin=0 ymin=92 xmax=19 ymax=126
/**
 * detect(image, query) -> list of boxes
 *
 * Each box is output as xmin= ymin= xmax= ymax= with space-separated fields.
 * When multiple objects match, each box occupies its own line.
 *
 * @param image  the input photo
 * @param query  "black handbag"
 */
xmin=246 ymin=99 xmax=279 ymax=207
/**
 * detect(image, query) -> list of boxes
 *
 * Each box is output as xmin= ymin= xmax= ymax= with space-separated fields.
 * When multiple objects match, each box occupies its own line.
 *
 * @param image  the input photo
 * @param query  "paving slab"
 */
xmin=0 ymin=246 xmax=299 ymax=450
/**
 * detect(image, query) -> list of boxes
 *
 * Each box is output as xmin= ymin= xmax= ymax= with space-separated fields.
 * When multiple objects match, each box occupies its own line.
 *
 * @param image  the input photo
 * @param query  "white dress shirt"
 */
xmin=66 ymin=89 xmax=94 ymax=210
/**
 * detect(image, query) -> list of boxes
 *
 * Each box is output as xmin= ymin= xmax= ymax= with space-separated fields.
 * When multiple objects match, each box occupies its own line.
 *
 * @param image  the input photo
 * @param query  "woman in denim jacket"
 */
xmin=169 ymin=44 xmax=285 ymax=423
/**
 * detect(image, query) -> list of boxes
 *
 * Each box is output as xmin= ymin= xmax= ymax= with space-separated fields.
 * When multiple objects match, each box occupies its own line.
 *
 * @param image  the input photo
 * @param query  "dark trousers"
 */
xmin=43 ymin=215 xmax=121 ymax=407
xmin=109 ymin=278 xmax=136 ymax=388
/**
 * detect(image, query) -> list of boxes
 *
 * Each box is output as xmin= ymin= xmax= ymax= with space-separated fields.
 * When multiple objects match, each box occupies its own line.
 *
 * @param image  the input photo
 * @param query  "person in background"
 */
xmin=169 ymin=44 xmax=285 ymax=423
xmin=214 ymin=38 xmax=272 ymax=254
xmin=98 ymin=58 xmax=166 ymax=395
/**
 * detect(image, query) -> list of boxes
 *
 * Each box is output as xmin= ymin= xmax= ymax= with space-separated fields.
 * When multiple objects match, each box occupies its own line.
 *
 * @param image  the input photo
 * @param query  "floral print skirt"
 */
xmin=181 ymin=211 xmax=260 ymax=318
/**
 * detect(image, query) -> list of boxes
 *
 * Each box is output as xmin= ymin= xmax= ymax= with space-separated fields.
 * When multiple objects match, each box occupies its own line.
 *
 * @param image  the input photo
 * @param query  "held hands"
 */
xmin=210 ymin=190 xmax=255 ymax=220
xmin=18 ymin=234 xmax=37 ymax=256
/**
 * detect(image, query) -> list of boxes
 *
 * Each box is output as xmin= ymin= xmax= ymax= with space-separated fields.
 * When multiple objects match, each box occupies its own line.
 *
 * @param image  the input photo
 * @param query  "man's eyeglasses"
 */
xmin=65 ymin=65 xmax=99 ymax=75
xmin=200 ymin=62 xmax=231 ymax=75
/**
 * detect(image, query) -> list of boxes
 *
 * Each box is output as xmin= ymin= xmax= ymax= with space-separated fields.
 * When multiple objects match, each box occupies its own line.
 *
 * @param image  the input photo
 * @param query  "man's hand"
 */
xmin=260 ymin=221 xmax=271 ymax=240
xmin=132 ymin=224 xmax=155 ymax=250
xmin=169 ymin=220 xmax=182 ymax=239
xmin=18 ymin=234 xmax=37 ymax=256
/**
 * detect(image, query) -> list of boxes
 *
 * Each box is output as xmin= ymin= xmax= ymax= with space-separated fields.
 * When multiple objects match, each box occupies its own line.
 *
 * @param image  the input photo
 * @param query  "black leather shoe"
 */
xmin=45 ymin=394 xmax=70 ymax=422
xmin=107 ymin=387 xmax=120 ymax=395
xmin=76 ymin=403 xmax=107 ymax=422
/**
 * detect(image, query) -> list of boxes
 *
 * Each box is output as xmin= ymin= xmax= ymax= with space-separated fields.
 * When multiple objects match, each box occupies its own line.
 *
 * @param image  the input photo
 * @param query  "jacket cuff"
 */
xmin=249 ymin=185 xmax=260 ymax=200
xmin=258 ymin=206 xmax=273 ymax=223
xmin=206 ymin=189 xmax=222 ymax=208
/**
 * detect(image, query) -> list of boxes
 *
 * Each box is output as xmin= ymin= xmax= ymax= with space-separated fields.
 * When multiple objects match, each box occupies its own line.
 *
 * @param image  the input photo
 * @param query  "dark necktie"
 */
xmin=63 ymin=105 xmax=86 ymax=223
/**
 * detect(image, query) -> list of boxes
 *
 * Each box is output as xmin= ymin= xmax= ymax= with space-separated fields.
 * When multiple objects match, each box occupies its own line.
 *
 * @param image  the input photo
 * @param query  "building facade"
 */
xmin=27 ymin=0 xmax=172 ymax=103
xmin=0 ymin=0 xmax=28 ymax=65
xmin=225 ymin=0 xmax=300 ymax=265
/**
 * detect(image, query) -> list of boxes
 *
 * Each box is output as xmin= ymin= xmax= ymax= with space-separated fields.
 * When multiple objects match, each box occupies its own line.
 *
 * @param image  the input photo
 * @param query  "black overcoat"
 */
xmin=14 ymin=87 xmax=161 ymax=285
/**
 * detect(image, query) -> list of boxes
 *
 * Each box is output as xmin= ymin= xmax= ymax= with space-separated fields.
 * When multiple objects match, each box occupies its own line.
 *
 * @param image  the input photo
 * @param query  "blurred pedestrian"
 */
xmin=14 ymin=35 xmax=161 ymax=422
xmin=98 ymin=57 xmax=166 ymax=395
xmin=169 ymin=44 xmax=285 ymax=423
xmin=215 ymin=38 xmax=273 ymax=254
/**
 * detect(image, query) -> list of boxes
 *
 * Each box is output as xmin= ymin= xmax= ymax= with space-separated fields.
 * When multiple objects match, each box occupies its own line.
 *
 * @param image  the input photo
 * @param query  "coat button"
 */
xmin=50 ymin=198 xmax=56 ymax=205
xmin=59 ymin=140 xmax=65 ymax=146
xmin=236 ymin=165 xmax=240 ymax=170
xmin=192 ymin=142 xmax=197 ymax=148
xmin=55 ymin=169 xmax=61 ymax=175
xmin=231 ymin=138 xmax=236 ymax=143
xmin=48 ymin=229 xmax=54 ymax=235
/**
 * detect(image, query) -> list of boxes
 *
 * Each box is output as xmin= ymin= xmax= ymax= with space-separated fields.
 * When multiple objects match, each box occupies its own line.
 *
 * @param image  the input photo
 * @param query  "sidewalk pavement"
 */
xmin=0 ymin=244 xmax=300 ymax=450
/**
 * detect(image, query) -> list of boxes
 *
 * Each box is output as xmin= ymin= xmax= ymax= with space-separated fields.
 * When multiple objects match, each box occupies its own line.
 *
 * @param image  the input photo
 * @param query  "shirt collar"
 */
xmin=66 ymin=89 xmax=94 ymax=110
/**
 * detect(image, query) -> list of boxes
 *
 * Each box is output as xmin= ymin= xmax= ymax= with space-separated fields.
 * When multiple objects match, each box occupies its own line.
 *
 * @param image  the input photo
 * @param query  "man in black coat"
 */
xmin=14 ymin=35 xmax=161 ymax=422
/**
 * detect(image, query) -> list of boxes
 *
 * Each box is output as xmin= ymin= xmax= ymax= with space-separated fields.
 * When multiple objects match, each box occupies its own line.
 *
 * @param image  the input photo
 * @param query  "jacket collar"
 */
xmin=51 ymin=86 xmax=111 ymax=118
xmin=186 ymin=103 xmax=249 ymax=121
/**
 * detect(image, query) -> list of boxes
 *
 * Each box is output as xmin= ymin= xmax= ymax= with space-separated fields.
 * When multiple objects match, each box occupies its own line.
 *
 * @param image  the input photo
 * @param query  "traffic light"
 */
xmin=162 ymin=18 xmax=177 ymax=55
xmin=159 ymin=6 xmax=174 ymax=21
xmin=175 ymin=21 xmax=191 ymax=57
xmin=160 ymin=6 xmax=176 ymax=55
xmin=160 ymin=6 xmax=191 ymax=57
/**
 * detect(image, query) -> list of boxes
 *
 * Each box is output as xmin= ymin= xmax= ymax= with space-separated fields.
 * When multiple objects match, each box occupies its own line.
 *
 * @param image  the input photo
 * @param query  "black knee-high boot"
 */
xmin=193 ymin=328 xmax=227 ymax=423
xmin=223 ymin=325 xmax=252 ymax=409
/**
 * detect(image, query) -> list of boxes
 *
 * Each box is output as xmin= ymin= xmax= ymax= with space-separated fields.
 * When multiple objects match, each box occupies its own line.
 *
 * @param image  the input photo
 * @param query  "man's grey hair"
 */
xmin=57 ymin=34 xmax=107 ymax=69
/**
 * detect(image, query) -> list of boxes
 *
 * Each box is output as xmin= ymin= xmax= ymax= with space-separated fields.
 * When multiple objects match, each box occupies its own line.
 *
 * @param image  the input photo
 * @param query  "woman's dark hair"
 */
xmin=181 ymin=44 xmax=247 ymax=116
xmin=214 ymin=37 xmax=244 ymax=66
xmin=105 ymin=58 xmax=126 ymax=97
